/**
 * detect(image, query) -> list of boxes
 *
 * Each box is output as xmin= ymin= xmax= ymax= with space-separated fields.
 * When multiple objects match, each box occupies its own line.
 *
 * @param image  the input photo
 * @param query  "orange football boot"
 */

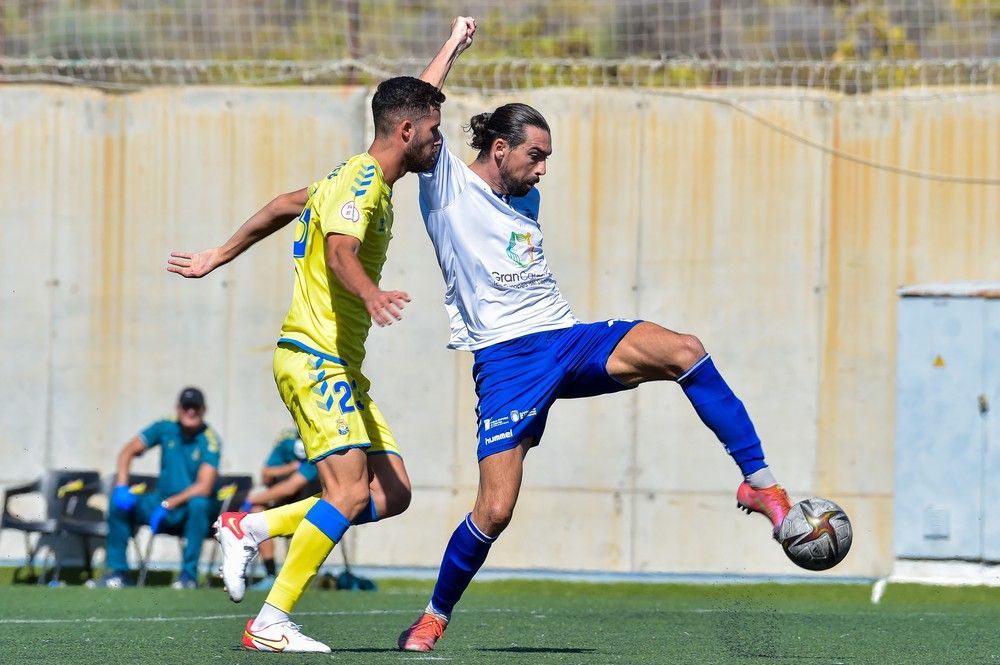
xmin=398 ymin=612 xmax=448 ymax=652
xmin=736 ymin=481 xmax=792 ymax=539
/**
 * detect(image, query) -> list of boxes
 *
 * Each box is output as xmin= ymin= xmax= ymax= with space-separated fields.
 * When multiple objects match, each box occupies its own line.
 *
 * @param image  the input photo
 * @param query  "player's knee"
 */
xmin=478 ymin=501 xmax=515 ymax=536
xmin=672 ymin=333 xmax=706 ymax=376
xmin=321 ymin=483 xmax=370 ymax=522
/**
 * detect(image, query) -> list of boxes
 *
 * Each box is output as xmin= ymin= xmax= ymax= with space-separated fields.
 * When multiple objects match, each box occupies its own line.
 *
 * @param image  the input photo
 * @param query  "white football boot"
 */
xmin=242 ymin=619 xmax=331 ymax=653
xmin=214 ymin=511 xmax=258 ymax=602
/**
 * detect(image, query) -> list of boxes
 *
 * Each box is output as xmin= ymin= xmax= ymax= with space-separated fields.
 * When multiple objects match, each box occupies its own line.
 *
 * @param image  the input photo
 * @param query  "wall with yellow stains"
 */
xmin=1 ymin=86 xmax=996 ymax=577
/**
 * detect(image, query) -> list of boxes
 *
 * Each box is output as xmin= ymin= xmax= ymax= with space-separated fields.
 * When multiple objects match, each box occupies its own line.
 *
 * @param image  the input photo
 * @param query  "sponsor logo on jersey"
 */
xmin=506 ymin=231 xmax=536 ymax=268
xmin=490 ymin=269 xmax=551 ymax=288
xmin=509 ymin=408 xmax=537 ymax=423
xmin=484 ymin=407 xmax=537 ymax=431
xmin=484 ymin=430 xmax=514 ymax=445
xmin=484 ymin=416 xmax=508 ymax=431
xmin=340 ymin=200 xmax=361 ymax=222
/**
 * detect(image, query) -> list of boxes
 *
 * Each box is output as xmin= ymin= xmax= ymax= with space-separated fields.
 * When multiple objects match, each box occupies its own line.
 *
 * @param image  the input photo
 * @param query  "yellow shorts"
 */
xmin=272 ymin=343 xmax=400 ymax=462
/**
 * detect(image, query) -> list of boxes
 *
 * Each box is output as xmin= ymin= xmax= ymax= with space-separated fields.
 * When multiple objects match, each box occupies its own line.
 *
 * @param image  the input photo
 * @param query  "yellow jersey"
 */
xmin=278 ymin=153 xmax=393 ymax=368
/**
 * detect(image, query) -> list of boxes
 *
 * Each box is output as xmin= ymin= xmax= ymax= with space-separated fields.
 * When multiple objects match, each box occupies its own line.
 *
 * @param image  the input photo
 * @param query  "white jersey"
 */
xmin=418 ymin=138 xmax=578 ymax=351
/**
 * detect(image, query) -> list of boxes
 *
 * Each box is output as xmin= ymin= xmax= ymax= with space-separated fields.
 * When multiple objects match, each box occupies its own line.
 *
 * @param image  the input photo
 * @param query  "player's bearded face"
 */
xmin=499 ymin=161 xmax=534 ymax=198
xmin=499 ymin=125 xmax=551 ymax=198
xmin=404 ymin=108 xmax=443 ymax=173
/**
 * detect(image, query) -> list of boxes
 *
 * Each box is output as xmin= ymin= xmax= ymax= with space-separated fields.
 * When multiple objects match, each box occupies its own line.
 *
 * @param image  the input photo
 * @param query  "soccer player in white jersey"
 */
xmin=398 ymin=104 xmax=793 ymax=651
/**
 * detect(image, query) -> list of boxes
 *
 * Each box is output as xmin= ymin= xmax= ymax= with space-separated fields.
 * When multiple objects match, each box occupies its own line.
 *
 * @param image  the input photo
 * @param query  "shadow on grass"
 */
xmin=478 ymin=647 xmax=598 ymax=654
xmin=728 ymin=655 xmax=842 ymax=661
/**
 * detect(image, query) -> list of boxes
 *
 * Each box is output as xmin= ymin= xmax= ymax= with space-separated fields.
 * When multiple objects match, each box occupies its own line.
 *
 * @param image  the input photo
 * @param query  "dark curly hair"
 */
xmin=466 ymin=103 xmax=550 ymax=159
xmin=371 ymin=76 xmax=446 ymax=138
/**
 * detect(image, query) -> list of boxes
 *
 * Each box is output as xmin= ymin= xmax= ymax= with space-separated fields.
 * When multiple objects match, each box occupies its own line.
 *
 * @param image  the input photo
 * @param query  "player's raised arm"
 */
xmin=167 ymin=187 xmax=309 ymax=278
xmin=419 ymin=16 xmax=476 ymax=90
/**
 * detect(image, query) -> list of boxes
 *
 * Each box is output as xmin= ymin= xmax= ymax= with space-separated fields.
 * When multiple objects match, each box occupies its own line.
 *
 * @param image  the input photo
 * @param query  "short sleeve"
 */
xmin=200 ymin=428 xmax=222 ymax=469
xmin=315 ymin=159 xmax=382 ymax=241
xmin=138 ymin=420 xmax=170 ymax=449
xmin=419 ymin=136 xmax=467 ymax=212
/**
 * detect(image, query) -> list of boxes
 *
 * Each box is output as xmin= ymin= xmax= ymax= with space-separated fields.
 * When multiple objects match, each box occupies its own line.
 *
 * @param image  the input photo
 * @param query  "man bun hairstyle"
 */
xmin=467 ymin=112 xmax=493 ymax=150
xmin=372 ymin=76 xmax=446 ymax=138
xmin=466 ymin=103 xmax=550 ymax=159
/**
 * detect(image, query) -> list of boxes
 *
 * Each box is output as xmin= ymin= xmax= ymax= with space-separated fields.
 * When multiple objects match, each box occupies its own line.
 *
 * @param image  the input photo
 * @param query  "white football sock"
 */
xmin=241 ymin=512 xmax=271 ymax=544
xmin=425 ymin=602 xmax=450 ymax=623
xmin=746 ymin=467 xmax=777 ymax=489
xmin=251 ymin=602 xmax=290 ymax=631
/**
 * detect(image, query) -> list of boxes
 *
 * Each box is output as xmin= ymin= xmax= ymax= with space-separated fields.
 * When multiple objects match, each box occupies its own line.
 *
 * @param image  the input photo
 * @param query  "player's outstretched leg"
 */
xmin=606 ymin=322 xmax=791 ymax=536
xmin=678 ymin=354 xmax=791 ymax=536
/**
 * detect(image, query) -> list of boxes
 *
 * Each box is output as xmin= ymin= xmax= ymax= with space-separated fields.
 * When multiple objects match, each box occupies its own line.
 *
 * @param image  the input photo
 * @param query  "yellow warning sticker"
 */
xmin=933 ymin=355 xmax=945 ymax=368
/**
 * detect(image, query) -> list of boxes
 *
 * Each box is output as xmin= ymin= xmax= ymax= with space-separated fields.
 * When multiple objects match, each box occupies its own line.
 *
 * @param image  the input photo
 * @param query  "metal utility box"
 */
xmin=895 ymin=283 xmax=1000 ymax=561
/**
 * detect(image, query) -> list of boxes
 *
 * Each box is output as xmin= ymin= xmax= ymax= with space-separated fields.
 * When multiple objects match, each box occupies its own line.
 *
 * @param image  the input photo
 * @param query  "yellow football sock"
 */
xmin=262 ymin=494 xmax=319 ymax=537
xmin=265 ymin=500 xmax=348 ymax=613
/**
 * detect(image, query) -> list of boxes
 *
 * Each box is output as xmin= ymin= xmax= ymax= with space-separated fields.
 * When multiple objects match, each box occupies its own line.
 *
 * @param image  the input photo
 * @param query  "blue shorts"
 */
xmin=472 ymin=320 xmax=642 ymax=460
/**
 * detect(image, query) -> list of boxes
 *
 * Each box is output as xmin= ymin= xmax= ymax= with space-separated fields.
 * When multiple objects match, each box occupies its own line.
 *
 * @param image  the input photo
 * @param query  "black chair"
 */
xmin=1 ymin=469 xmax=103 ymax=584
xmin=137 ymin=473 xmax=253 ymax=587
xmin=52 ymin=471 xmax=106 ymax=582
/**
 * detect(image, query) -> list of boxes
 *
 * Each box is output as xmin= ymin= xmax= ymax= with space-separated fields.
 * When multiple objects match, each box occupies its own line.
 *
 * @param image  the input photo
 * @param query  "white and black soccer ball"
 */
xmin=778 ymin=498 xmax=852 ymax=571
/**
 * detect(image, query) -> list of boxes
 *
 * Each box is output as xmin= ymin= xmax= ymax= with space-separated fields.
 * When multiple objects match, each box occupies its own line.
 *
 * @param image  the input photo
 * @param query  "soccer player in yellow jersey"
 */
xmin=167 ymin=17 xmax=476 ymax=653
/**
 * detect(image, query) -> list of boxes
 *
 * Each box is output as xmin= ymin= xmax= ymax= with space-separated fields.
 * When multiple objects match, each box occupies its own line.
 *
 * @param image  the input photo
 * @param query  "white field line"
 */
xmin=0 ymin=606 xmax=954 ymax=626
xmin=0 ymin=608 xmax=511 ymax=625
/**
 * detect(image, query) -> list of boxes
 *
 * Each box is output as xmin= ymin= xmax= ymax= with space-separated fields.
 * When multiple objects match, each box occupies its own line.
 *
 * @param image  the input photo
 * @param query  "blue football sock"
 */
xmin=429 ymin=514 xmax=496 ymax=618
xmin=678 ymin=354 xmax=767 ymax=477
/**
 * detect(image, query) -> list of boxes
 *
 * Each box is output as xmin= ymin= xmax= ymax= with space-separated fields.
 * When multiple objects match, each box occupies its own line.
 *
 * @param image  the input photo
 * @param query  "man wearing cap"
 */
xmin=89 ymin=387 xmax=222 ymax=589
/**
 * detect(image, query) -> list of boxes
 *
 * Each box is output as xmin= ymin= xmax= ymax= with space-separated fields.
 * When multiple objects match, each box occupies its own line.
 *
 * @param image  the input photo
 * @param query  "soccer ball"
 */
xmin=778 ymin=498 xmax=853 ymax=571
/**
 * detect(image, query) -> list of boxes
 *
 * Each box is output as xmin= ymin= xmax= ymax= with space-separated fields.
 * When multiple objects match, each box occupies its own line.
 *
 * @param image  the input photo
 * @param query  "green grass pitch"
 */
xmin=0 ymin=579 xmax=997 ymax=664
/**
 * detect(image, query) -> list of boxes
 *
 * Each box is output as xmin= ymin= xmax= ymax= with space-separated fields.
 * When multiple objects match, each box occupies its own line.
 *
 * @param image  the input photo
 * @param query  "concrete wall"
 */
xmin=1 ymin=85 xmax=997 ymax=578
